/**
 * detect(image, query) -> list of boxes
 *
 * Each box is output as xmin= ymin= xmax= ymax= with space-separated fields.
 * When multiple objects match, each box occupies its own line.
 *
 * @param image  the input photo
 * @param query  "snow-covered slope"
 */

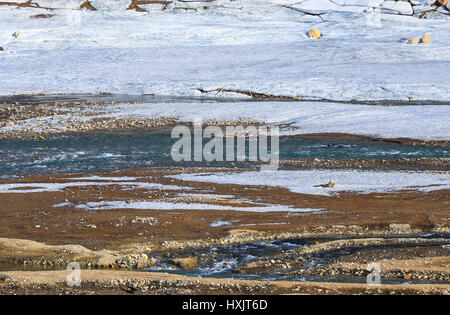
xmin=0 ymin=0 xmax=449 ymax=100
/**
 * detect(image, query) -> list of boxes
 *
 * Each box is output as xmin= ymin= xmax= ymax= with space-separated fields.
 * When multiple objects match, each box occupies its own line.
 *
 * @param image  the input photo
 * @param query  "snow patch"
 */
xmin=172 ymin=170 xmax=450 ymax=196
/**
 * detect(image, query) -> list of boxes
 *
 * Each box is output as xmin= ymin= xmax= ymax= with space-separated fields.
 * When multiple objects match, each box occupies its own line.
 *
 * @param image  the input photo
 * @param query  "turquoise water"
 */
xmin=0 ymin=129 xmax=448 ymax=177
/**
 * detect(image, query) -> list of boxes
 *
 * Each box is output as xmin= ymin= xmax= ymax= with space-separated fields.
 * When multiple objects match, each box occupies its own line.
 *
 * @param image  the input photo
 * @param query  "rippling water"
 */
xmin=0 ymin=129 xmax=448 ymax=177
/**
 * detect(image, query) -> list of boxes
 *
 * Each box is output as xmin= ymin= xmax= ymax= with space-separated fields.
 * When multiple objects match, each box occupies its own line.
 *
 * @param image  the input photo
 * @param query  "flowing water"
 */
xmin=0 ymin=129 xmax=448 ymax=178
xmin=144 ymin=235 xmax=450 ymax=285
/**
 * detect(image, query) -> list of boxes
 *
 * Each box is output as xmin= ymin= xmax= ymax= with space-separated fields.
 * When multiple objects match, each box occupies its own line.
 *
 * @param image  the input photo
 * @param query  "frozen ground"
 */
xmin=172 ymin=169 xmax=450 ymax=196
xmin=0 ymin=0 xmax=449 ymax=100
xmin=2 ymin=101 xmax=448 ymax=140
xmin=101 ymin=101 xmax=450 ymax=140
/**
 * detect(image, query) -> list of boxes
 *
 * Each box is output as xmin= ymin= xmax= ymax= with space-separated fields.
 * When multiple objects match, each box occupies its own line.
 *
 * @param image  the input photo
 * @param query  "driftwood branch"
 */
xmin=198 ymin=88 xmax=299 ymax=100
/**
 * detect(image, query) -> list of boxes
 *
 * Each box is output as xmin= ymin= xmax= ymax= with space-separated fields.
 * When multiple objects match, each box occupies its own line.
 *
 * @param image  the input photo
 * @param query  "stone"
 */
xmin=307 ymin=28 xmax=321 ymax=39
xmin=0 ymin=47 xmax=4 ymax=51
xmin=407 ymin=38 xmax=420 ymax=45
xmin=420 ymin=34 xmax=431 ymax=43
xmin=4 ymin=121 xmax=14 ymax=127
xmin=171 ymin=257 xmax=198 ymax=269
xmin=437 ymin=0 xmax=449 ymax=6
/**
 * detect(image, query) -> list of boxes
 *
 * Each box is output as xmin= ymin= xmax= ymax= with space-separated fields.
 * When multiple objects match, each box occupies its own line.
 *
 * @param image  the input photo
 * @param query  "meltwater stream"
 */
xmin=0 ymin=236 xmax=448 ymax=285
xmin=143 ymin=235 xmax=450 ymax=285
xmin=0 ymin=129 xmax=448 ymax=177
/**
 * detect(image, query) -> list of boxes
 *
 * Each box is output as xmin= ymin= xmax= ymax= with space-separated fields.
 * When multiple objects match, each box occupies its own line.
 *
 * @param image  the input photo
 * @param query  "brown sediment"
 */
xmin=0 ymin=167 xmax=448 ymax=254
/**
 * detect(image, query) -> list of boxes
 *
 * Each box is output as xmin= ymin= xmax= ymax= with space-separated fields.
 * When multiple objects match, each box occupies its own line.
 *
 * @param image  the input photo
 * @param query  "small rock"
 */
xmin=4 ymin=121 xmax=14 ymax=127
xmin=307 ymin=28 xmax=321 ymax=39
xmin=95 ymin=256 xmax=117 ymax=268
xmin=407 ymin=38 xmax=420 ymax=45
xmin=420 ymin=34 xmax=431 ymax=44
xmin=0 ymin=47 xmax=4 ymax=51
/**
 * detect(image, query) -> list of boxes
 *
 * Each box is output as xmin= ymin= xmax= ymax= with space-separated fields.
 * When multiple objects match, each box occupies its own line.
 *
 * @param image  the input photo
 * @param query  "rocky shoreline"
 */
xmin=1 ymin=270 xmax=449 ymax=295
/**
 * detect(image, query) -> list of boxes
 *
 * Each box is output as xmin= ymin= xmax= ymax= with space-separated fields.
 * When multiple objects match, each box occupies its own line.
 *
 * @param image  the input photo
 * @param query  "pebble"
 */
xmin=407 ymin=38 xmax=420 ymax=45
xmin=307 ymin=28 xmax=321 ymax=39
xmin=420 ymin=34 xmax=431 ymax=44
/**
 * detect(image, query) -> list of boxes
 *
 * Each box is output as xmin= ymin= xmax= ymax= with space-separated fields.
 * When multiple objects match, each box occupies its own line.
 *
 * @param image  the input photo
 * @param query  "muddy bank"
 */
xmin=0 ymin=167 xmax=449 ymax=253
xmin=1 ymin=99 xmax=449 ymax=147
